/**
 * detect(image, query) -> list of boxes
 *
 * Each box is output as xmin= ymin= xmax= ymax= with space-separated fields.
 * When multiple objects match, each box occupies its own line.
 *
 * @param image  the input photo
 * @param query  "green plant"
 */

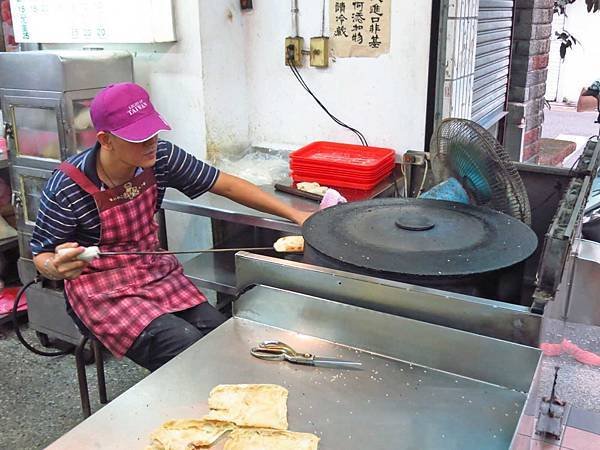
xmin=553 ymin=0 xmax=599 ymax=60
xmin=555 ymin=29 xmax=578 ymax=59
xmin=555 ymin=0 xmax=600 ymax=14
xmin=584 ymin=0 xmax=600 ymax=12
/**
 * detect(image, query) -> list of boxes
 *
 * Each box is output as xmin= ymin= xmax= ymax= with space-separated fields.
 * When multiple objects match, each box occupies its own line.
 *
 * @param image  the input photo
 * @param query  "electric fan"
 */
xmin=422 ymin=118 xmax=531 ymax=225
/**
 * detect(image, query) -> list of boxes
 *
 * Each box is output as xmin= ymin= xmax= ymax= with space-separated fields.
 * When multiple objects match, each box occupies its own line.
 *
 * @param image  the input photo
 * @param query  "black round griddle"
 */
xmin=302 ymin=198 xmax=538 ymax=282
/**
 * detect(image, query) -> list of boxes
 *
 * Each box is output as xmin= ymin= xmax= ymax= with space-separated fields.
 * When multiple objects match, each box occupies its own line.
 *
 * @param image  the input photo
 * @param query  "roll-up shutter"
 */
xmin=472 ymin=0 xmax=513 ymax=128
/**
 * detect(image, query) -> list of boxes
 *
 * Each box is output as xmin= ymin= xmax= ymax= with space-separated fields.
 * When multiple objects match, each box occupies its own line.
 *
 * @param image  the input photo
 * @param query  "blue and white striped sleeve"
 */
xmin=30 ymin=182 xmax=78 ymax=255
xmin=161 ymin=142 xmax=220 ymax=198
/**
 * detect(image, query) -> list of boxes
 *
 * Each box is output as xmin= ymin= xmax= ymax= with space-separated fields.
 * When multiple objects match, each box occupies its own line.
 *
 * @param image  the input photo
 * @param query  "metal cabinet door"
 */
xmin=63 ymin=89 xmax=101 ymax=154
xmin=10 ymin=165 xmax=53 ymax=234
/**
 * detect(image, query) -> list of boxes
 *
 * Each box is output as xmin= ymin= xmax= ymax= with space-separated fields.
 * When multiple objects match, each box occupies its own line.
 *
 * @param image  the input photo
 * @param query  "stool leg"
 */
xmin=93 ymin=340 xmax=108 ymax=404
xmin=75 ymin=336 xmax=91 ymax=418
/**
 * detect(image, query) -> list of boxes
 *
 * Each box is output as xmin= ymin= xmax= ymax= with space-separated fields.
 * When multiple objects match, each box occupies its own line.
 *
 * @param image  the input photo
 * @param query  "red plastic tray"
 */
xmin=290 ymin=167 xmax=394 ymax=183
xmin=0 ymin=287 xmax=27 ymax=315
xmin=291 ymin=169 xmax=394 ymax=190
xmin=290 ymin=160 xmax=395 ymax=180
xmin=291 ymin=153 xmax=396 ymax=171
xmin=290 ymin=154 xmax=394 ymax=175
xmin=290 ymin=141 xmax=396 ymax=171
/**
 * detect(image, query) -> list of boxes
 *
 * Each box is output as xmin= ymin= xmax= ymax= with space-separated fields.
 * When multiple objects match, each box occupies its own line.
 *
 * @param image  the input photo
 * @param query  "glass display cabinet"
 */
xmin=0 ymin=50 xmax=133 ymax=283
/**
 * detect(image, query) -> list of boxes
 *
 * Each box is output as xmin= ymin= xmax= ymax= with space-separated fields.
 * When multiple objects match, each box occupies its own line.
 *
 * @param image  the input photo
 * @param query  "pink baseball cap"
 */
xmin=90 ymin=82 xmax=171 ymax=143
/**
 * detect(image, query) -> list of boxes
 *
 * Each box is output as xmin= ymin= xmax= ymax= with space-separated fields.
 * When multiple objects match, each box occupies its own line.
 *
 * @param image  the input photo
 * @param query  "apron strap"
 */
xmin=58 ymin=162 xmax=100 ymax=195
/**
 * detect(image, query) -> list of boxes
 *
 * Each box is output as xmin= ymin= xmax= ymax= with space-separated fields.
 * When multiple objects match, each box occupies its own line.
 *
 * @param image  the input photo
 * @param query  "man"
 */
xmin=31 ymin=82 xmax=310 ymax=371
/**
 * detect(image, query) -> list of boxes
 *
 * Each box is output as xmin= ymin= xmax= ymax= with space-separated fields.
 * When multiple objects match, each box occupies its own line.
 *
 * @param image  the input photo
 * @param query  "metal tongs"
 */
xmin=250 ymin=340 xmax=362 ymax=369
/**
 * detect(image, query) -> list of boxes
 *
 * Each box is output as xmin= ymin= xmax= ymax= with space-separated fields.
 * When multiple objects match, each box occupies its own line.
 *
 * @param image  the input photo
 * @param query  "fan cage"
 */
xmin=430 ymin=118 xmax=531 ymax=225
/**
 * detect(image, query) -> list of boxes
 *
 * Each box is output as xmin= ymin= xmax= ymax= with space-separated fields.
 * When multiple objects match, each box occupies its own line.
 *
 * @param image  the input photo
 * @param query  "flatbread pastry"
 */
xmin=204 ymin=384 xmax=288 ymax=430
xmin=273 ymin=235 xmax=304 ymax=253
xmin=224 ymin=429 xmax=319 ymax=450
xmin=296 ymin=182 xmax=328 ymax=196
xmin=147 ymin=419 xmax=235 ymax=449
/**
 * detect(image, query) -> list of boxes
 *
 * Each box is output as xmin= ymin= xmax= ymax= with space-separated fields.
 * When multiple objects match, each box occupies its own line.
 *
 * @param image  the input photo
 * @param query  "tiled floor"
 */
xmin=512 ymin=409 xmax=600 ymax=450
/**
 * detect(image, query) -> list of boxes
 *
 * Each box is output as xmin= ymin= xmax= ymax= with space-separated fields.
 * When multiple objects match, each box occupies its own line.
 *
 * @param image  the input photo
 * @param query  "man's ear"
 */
xmin=97 ymin=131 xmax=113 ymax=150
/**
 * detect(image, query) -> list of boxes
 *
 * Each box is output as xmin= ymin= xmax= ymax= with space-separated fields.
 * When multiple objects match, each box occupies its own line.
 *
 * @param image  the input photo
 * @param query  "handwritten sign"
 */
xmin=329 ymin=0 xmax=391 ymax=58
xmin=9 ymin=0 xmax=176 ymax=43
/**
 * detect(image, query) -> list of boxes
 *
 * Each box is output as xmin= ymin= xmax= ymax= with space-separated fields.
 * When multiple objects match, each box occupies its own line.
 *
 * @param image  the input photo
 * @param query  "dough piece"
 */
xmin=57 ymin=245 xmax=100 ymax=262
xmin=273 ymin=236 xmax=304 ymax=253
xmin=224 ymin=429 xmax=319 ymax=450
xmin=296 ymin=182 xmax=328 ymax=196
xmin=204 ymin=384 xmax=288 ymax=430
xmin=148 ymin=419 xmax=235 ymax=449
xmin=78 ymin=246 xmax=100 ymax=262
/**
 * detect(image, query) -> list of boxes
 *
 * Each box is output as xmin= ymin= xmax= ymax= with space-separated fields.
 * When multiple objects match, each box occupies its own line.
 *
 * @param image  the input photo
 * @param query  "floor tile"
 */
xmin=511 ymin=433 xmax=562 ymax=449
xmin=567 ymin=408 xmax=600 ymax=435
xmin=561 ymin=426 xmax=600 ymax=450
xmin=518 ymin=415 xmax=535 ymax=436
xmin=526 ymin=396 xmax=541 ymax=416
xmin=511 ymin=434 xmax=532 ymax=450
xmin=530 ymin=438 xmax=561 ymax=449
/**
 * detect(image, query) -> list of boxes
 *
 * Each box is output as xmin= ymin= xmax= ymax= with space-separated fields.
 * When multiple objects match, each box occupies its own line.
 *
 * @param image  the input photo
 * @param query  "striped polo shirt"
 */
xmin=31 ymin=140 xmax=219 ymax=255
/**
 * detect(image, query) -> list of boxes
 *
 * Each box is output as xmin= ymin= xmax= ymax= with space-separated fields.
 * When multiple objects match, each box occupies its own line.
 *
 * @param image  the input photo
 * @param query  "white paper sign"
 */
xmin=330 ymin=0 xmax=391 ymax=58
xmin=10 ymin=0 xmax=176 ymax=43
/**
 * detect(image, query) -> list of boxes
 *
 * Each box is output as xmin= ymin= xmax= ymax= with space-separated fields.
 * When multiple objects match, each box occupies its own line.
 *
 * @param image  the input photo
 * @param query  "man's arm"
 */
xmin=210 ymin=172 xmax=311 ymax=225
xmin=160 ymin=142 xmax=312 ymax=225
xmin=31 ymin=177 xmax=88 ymax=280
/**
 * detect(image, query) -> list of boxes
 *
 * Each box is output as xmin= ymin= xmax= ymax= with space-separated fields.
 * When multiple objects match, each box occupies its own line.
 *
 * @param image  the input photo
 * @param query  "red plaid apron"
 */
xmin=59 ymin=162 xmax=206 ymax=358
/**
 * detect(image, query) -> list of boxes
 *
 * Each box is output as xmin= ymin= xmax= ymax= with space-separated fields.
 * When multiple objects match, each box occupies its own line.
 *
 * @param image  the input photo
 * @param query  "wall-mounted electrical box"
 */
xmin=285 ymin=37 xmax=304 ymax=67
xmin=310 ymin=37 xmax=329 ymax=68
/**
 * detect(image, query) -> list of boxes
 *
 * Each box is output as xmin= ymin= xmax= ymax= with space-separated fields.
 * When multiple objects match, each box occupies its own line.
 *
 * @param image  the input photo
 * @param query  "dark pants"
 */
xmin=125 ymin=303 xmax=227 ymax=372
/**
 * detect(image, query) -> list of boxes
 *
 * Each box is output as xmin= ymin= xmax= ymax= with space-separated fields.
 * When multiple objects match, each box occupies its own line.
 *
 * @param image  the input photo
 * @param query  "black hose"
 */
xmin=11 ymin=277 xmax=69 ymax=357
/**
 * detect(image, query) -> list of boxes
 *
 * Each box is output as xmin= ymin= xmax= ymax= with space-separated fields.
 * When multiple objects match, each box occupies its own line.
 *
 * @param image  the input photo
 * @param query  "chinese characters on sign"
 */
xmin=9 ymin=0 xmax=175 ymax=43
xmin=330 ymin=0 xmax=390 ymax=57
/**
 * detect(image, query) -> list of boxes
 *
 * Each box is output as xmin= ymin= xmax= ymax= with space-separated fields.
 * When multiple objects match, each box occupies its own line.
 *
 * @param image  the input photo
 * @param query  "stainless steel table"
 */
xmin=161 ymin=187 xmax=316 ymax=295
xmin=162 ymin=186 xmax=317 ymax=234
xmin=48 ymin=286 xmax=541 ymax=450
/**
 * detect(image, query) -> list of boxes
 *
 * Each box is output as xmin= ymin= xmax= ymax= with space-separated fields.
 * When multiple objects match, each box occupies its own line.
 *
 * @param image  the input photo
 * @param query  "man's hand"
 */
xmin=53 ymin=243 xmax=88 ymax=279
xmin=36 ymin=243 xmax=88 ymax=280
xmin=291 ymin=210 xmax=312 ymax=226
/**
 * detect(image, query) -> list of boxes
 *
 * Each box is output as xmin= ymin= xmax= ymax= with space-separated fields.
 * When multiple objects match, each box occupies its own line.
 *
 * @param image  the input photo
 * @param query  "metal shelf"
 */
xmin=183 ymin=252 xmax=239 ymax=296
xmin=182 ymin=249 xmax=295 ymax=296
xmin=0 ymin=236 xmax=18 ymax=252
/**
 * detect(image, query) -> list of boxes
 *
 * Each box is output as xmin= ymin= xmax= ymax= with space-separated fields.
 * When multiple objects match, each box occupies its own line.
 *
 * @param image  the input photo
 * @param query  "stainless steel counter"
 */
xmin=48 ymin=286 xmax=541 ymax=450
xmin=235 ymin=252 xmax=543 ymax=346
xmin=162 ymin=186 xmax=318 ymax=234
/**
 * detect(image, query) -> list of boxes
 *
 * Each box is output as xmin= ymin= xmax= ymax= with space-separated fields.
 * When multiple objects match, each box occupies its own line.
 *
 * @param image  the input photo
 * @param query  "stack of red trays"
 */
xmin=289 ymin=141 xmax=396 ymax=190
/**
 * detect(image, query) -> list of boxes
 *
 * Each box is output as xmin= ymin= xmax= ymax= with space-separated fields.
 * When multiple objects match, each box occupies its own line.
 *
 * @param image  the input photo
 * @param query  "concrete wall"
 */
xmin=198 ymin=1 xmax=250 ymax=161
xmin=239 ymin=0 xmax=432 ymax=153
xmin=44 ymin=0 xmax=434 ymax=158
xmin=553 ymin=2 xmax=600 ymax=103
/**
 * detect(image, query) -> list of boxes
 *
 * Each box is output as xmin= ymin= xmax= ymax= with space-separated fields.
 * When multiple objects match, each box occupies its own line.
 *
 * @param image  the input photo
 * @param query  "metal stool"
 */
xmin=25 ymin=282 xmax=109 ymax=418
xmin=68 ymin=303 xmax=109 ymax=418
xmin=74 ymin=335 xmax=108 ymax=418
